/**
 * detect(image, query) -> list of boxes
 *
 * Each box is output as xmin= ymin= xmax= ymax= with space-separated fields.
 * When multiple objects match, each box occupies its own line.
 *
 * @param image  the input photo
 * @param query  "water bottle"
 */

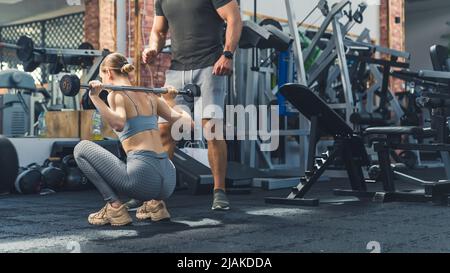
xmin=92 ymin=110 xmax=103 ymax=141
xmin=37 ymin=111 xmax=47 ymax=137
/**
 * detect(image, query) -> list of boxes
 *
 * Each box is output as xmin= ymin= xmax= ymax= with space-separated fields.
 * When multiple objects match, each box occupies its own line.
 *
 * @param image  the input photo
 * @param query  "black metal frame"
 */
xmin=266 ymin=84 xmax=369 ymax=206
xmin=362 ymin=136 xmax=450 ymax=205
xmin=0 ymin=12 xmax=85 ymax=82
xmin=347 ymin=44 xmax=410 ymax=126
xmin=266 ymin=83 xmax=450 ymax=206
xmin=266 ymin=115 xmax=369 ymax=206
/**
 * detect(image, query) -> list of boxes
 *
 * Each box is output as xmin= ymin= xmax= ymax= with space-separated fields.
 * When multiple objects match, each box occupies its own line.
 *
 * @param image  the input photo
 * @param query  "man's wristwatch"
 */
xmin=223 ymin=51 xmax=233 ymax=60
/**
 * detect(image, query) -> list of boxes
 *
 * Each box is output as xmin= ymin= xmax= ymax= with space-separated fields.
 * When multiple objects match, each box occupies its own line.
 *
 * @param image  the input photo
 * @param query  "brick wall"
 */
xmin=380 ymin=0 xmax=405 ymax=92
xmin=380 ymin=0 xmax=405 ymax=50
xmin=84 ymin=0 xmax=171 ymax=87
xmin=127 ymin=0 xmax=171 ymax=87
xmin=99 ymin=0 xmax=117 ymax=52
xmin=84 ymin=0 xmax=100 ymax=49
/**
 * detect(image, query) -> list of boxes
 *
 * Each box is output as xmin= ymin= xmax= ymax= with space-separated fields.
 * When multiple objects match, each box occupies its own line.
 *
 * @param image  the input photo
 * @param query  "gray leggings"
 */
xmin=73 ymin=140 xmax=176 ymax=202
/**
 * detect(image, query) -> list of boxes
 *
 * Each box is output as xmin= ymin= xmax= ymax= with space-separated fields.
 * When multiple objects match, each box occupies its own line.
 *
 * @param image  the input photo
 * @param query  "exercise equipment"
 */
xmin=61 ymin=155 xmax=92 ymax=191
xmin=172 ymin=148 xmax=254 ymax=195
xmin=172 ymin=148 xmax=214 ymax=195
xmin=392 ymin=64 xmax=450 ymax=174
xmin=0 ymin=36 xmax=109 ymax=74
xmin=239 ymin=20 xmax=293 ymax=52
xmin=47 ymin=140 xmax=124 ymax=191
xmin=0 ymin=135 xmax=19 ymax=194
xmin=344 ymin=39 xmax=410 ymax=127
xmin=50 ymin=140 xmax=125 ymax=160
xmin=350 ymin=112 xmax=387 ymax=126
xmin=352 ymin=2 xmax=367 ymax=24
xmin=0 ymin=93 xmax=31 ymax=136
xmin=266 ymin=84 xmax=368 ymax=206
xmin=0 ymin=70 xmax=43 ymax=137
xmin=14 ymin=163 xmax=43 ymax=194
xmin=430 ymin=45 xmax=450 ymax=72
xmin=73 ymin=42 xmax=96 ymax=68
xmin=298 ymin=0 xmax=330 ymax=28
xmin=59 ymin=74 xmax=201 ymax=103
xmin=0 ymin=69 xmax=36 ymax=90
xmin=41 ymin=159 xmax=65 ymax=191
xmin=266 ymin=84 xmax=450 ymax=206
xmin=398 ymin=151 xmax=418 ymax=169
xmin=0 ymin=35 xmax=102 ymax=64
xmin=368 ymin=163 xmax=407 ymax=181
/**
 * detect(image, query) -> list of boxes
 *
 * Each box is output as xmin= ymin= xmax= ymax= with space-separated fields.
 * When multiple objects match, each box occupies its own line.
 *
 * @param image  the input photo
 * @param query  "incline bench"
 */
xmin=266 ymin=84 xmax=450 ymax=206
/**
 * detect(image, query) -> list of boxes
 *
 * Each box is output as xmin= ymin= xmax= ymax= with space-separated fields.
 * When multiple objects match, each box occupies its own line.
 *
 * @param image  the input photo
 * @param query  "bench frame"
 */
xmin=266 ymin=84 xmax=450 ymax=206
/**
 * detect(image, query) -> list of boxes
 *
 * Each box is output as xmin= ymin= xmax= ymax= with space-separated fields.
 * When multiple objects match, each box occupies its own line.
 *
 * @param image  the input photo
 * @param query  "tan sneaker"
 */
xmin=136 ymin=200 xmax=171 ymax=222
xmin=88 ymin=203 xmax=133 ymax=226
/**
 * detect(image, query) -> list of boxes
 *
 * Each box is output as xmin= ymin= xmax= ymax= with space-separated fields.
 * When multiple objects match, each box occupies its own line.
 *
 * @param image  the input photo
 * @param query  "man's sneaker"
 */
xmin=88 ymin=203 xmax=133 ymax=226
xmin=212 ymin=189 xmax=230 ymax=211
xmin=136 ymin=200 xmax=171 ymax=222
xmin=124 ymin=199 xmax=144 ymax=211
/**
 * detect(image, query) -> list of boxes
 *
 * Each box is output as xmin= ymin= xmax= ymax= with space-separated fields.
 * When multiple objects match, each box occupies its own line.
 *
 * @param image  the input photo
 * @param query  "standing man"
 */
xmin=143 ymin=0 xmax=242 ymax=211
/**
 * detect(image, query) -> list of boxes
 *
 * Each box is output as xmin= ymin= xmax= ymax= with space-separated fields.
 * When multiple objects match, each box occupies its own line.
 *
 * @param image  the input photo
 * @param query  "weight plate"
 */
xmin=16 ymin=36 xmax=34 ymax=62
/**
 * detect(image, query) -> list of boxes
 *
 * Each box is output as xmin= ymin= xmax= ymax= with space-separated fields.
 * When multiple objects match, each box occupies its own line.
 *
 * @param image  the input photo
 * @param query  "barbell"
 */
xmin=59 ymin=74 xmax=201 ymax=103
xmin=0 ymin=36 xmax=35 ymax=62
xmin=0 ymin=35 xmax=100 ymax=66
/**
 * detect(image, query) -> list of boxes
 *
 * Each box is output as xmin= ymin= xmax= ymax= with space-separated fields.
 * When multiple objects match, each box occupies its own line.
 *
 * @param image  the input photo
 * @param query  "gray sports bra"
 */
xmin=114 ymin=92 xmax=158 ymax=142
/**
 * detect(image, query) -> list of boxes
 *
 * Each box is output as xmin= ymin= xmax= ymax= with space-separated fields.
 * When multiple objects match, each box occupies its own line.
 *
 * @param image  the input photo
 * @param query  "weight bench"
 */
xmin=265 ymin=84 xmax=450 ymax=206
xmin=364 ymin=126 xmax=450 ymax=204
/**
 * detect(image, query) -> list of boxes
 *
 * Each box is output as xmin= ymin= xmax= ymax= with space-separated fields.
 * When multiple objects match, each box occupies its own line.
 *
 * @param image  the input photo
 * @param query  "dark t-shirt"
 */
xmin=155 ymin=0 xmax=231 ymax=71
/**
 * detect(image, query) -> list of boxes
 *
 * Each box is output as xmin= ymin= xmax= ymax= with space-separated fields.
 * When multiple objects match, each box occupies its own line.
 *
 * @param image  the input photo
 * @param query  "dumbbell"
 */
xmin=59 ymin=74 xmax=201 ymax=103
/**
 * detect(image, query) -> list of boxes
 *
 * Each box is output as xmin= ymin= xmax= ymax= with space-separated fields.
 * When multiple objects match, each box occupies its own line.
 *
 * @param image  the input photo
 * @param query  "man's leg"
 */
xmin=202 ymin=119 xmax=227 ymax=191
xmin=194 ymin=65 xmax=229 ymax=210
xmin=203 ymin=119 xmax=229 ymax=210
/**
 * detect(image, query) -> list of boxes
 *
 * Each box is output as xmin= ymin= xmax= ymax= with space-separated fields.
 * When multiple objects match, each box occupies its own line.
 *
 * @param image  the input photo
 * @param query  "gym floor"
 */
xmin=1 ymin=168 xmax=449 ymax=253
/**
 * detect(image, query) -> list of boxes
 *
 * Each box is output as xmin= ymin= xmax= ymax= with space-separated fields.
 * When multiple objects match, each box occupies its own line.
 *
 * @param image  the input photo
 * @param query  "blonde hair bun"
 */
xmin=121 ymin=63 xmax=135 ymax=74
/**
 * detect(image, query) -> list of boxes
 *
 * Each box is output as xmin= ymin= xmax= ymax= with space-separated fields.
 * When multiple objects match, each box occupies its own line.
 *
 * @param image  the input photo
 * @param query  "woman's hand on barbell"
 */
xmin=88 ymin=80 xmax=103 ymax=97
xmin=166 ymin=85 xmax=178 ymax=96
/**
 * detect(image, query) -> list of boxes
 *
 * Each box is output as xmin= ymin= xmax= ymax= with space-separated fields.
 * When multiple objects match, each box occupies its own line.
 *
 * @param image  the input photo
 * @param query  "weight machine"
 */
xmin=0 ymin=35 xmax=111 ymax=111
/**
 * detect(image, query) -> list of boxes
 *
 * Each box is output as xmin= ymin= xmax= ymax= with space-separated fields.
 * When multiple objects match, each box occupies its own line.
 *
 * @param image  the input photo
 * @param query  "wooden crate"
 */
xmin=45 ymin=111 xmax=79 ymax=138
xmin=80 ymin=110 xmax=117 ymax=140
xmin=43 ymin=110 xmax=118 ymax=139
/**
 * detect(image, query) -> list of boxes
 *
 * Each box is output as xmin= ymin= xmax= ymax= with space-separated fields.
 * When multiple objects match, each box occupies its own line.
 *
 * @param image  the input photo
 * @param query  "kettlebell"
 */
xmin=14 ymin=163 xmax=43 ymax=194
xmin=41 ymin=159 xmax=66 ymax=191
xmin=62 ymin=155 xmax=92 ymax=191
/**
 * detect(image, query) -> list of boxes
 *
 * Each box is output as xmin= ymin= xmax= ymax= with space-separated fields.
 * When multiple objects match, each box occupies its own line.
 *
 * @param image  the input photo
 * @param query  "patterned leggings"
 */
xmin=73 ymin=140 xmax=176 ymax=202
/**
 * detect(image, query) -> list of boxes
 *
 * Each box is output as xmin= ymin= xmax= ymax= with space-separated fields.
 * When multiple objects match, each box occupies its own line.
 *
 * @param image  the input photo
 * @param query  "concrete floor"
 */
xmin=1 ymin=176 xmax=450 ymax=253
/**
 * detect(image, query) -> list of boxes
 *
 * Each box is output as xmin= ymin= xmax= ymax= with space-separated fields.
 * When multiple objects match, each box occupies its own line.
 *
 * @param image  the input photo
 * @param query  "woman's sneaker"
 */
xmin=88 ymin=203 xmax=133 ymax=226
xmin=136 ymin=200 xmax=171 ymax=222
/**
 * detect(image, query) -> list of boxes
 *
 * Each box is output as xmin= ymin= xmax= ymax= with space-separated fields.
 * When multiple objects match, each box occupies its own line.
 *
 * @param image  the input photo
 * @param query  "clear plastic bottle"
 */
xmin=37 ymin=111 xmax=47 ymax=137
xmin=92 ymin=110 xmax=103 ymax=141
